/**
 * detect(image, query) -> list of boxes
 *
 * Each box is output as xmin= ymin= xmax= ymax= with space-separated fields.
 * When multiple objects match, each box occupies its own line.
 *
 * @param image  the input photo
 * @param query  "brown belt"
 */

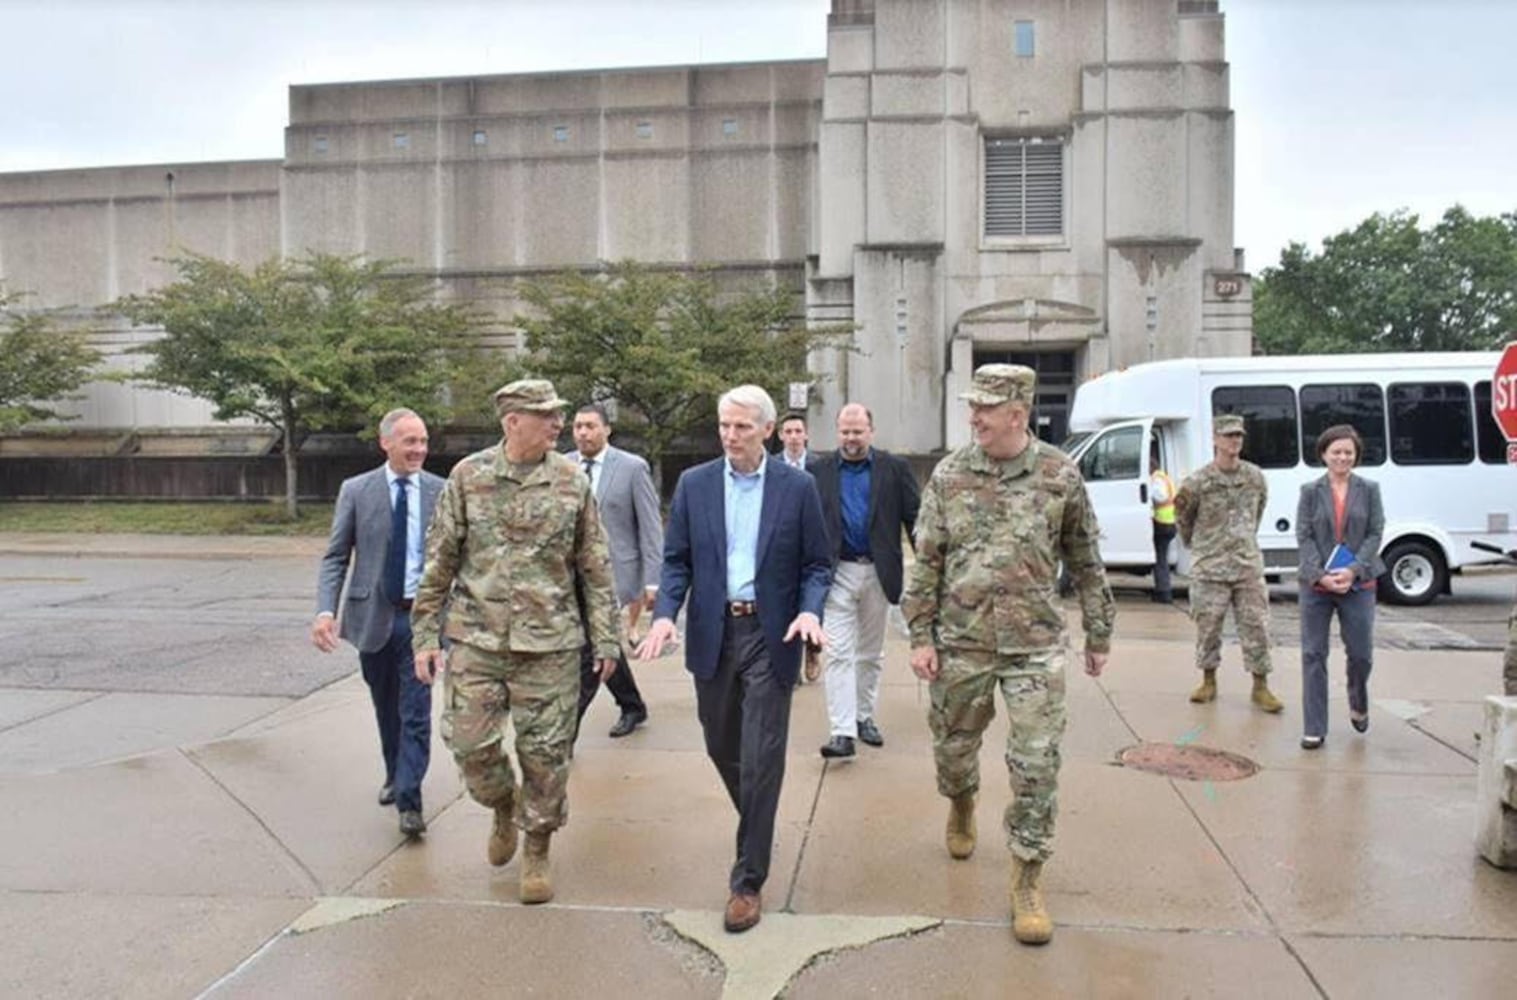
xmin=726 ymin=600 xmax=757 ymax=618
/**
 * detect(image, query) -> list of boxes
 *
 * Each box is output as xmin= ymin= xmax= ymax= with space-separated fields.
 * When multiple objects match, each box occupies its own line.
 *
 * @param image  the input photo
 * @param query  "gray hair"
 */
xmin=718 ymin=385 xmax=777 ymax=426
xmin=378 ymin=407 xmax=421 ymax=439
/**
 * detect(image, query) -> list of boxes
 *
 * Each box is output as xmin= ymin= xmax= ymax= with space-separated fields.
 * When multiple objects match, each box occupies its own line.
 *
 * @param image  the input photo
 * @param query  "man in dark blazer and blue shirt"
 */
xmin=809 ymin=403 xmax=920 ymax=758
xmin=313 ymin=408 xmax=443 ymax=838
xmin=636 ymin=384 xmax=831 ymax=934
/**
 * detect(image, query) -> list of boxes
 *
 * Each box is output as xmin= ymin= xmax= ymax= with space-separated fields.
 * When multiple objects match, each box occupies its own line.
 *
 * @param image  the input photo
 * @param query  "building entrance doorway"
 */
xmin=971 ymin=348 xmax=1076 ymax=445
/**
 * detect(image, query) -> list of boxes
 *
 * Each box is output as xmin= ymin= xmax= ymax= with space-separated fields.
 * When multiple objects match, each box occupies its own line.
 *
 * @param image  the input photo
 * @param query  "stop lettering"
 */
xmin=1494 ymin=342 xmax=1517 ymax=443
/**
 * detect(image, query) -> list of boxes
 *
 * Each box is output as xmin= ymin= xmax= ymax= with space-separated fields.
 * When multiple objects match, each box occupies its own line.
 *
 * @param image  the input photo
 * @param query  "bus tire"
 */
xmin=1378 ymin=540 xmax=1447 ymax=606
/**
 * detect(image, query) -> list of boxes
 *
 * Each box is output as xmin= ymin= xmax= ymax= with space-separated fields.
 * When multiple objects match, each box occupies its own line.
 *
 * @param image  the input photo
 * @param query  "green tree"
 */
xmin=1254 ymin=206 xmax=1517 ymax=355
xmin=0 ymin=293 xmax=104 ymax=432
xmin=515 ymin=262 xmax=852 ymax=481
xmin=115 ymin=252 xmax=483 ymax=517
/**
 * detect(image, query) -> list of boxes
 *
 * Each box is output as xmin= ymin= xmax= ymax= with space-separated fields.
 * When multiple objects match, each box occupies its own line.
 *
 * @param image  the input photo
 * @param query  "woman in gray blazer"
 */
xmin=1295 ymin=424 xmax=1386 ymax=749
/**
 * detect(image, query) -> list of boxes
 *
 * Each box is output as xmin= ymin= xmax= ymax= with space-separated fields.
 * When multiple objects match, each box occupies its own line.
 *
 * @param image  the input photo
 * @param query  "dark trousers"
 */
xmin=358 ymin=611 xmax=432 ymax=812
xmin=576 ymin=643 xmax=647 ymax=727
xmin=1300 ymin=586 xmax=1375 ymax=738
xmin=694 ymin=615 xmax=792 ymax=895
xmin=1153 ymin=522 xmax=1177 ymax=599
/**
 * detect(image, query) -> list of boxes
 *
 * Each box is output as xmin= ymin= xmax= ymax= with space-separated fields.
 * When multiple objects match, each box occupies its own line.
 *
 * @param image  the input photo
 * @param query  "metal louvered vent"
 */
xmin=985 ymin=137 xmax=1063 ymax=238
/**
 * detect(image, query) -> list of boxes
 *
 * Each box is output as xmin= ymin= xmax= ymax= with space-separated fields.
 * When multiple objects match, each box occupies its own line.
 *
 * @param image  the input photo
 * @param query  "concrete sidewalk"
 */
xmin=1 ymin=536 xmax=1515 ymax=998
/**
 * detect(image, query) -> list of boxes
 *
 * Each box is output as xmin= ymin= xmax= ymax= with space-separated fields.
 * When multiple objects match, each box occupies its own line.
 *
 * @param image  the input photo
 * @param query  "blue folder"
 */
xmin=1325 ymin=543 xmax=1355 ymax=572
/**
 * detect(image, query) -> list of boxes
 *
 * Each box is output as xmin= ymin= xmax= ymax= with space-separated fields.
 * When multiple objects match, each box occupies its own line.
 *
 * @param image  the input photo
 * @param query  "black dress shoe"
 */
xmin=399 ymin=810 xmax=427 ymax=837
xmin=1300 ymin=735 xmax=1324 ymax=750
xmin=608 ymin=710 xmax=647 ymax=738
xmin=1351 ymin=715 xmax=1369 ymax=733
xmin=857 ymin=718 xmax=884 ymax=748
xmin=820 ymin=736 xmax=856 ymax=758
xmin=378 ymin=783 xmax=395 ymax=806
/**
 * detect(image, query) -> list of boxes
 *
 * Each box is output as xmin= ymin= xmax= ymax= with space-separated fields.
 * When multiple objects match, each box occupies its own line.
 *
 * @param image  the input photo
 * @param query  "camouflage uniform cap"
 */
xmin=960 ymin=364 xmax=1036 ymax=407
xmin=1214 ymin=414 xmax=1246 ymax=435
xmin=494 ymin=378 xmax=570 ymax=417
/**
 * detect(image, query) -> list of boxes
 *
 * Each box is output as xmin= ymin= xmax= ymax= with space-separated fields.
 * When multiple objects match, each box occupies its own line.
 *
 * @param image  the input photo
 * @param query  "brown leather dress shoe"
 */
xmin=723 ymin=891 xmax=762 ymax=933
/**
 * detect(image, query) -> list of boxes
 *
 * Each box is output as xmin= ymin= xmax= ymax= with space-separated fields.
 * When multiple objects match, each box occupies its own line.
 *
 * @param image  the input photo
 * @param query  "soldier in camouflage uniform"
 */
xmin=412 ymin=378 xmax=620 ymax=905
xmin=902 ymin=363 xmax=1115 ymax=947
xmin=1173 ymin=414 xmax=1284 ymax=713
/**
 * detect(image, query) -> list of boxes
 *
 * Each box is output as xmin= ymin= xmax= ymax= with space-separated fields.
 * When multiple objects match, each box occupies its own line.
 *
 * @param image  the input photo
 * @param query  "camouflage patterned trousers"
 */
xmin=1505 ymin=603 xmax=1517 ymax=697
xmin=928 ymin=647 xmax=1068 ymax=863
xmin=1190 ymin=576 xmax=1273 ymax=675
xmin=442 ymin=642 xmax=579 ymax=834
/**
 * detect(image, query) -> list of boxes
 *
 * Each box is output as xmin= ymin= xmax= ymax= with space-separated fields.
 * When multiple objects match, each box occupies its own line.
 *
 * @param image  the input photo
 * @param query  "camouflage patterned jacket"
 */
xmin=411 ymin=444 xmax=619 ymax=658
xmin=1174 ymin=460 xmax=1267 ymax=581
xmin=902 ymin=439 xmax=1115 ymax=655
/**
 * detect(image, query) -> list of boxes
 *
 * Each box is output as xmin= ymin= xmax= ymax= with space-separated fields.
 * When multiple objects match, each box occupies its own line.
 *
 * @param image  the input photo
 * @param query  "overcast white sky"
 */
xmin=1 ymin=0 xmax=1513 ymax=271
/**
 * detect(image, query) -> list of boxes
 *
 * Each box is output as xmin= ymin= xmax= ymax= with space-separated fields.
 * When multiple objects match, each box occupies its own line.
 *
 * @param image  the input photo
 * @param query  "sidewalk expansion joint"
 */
xmin=178 ymin=747 xmax=323 ymax=895
xmin=1167 ymin=775 xmax=1331 ymax=1000
xmin=0 ymin=690 xmax=109 ymax=737
xmin=781 ymin=751 xmax=831 ymax=912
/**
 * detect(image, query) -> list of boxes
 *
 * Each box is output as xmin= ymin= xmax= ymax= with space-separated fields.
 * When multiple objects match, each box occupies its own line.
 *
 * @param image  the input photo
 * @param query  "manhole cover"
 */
xmin=1117 ymin=742 xmax=1258 ymax=782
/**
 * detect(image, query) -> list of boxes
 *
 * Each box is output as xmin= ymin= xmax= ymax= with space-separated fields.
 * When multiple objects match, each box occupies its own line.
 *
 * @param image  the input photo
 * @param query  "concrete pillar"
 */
xmin=1475 ymin=696 xmax=1517 ymax=869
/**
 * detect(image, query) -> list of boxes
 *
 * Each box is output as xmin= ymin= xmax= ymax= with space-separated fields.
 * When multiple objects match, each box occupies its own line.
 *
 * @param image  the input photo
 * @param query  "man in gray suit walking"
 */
xmin=568 ymin=403 xmax=658 ymax=739
xmin=312 ymin=407 xmax=443 ymax=837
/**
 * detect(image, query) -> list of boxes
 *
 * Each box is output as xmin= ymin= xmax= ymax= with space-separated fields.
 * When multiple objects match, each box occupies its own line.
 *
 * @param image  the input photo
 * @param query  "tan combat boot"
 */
xmin=487 ymin=806 xmax=517 ymax=867
xmin=1189 ymin=669 xmax=1217 ymax=704
xmin=519 ymin=832 xmax=554 ymax=904
xmin=1251 ymin=674 xmax=1284 ymax=713
xmin=945 ymin=792 xmax=976 ymax=860
xmin=1010 ymin=857 xmax=1053 ymax=945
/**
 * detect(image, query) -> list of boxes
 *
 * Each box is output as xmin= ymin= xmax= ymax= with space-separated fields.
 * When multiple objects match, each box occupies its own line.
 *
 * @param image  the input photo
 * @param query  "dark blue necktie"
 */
xmin=384 ymin=477 xmax=409 ymax=604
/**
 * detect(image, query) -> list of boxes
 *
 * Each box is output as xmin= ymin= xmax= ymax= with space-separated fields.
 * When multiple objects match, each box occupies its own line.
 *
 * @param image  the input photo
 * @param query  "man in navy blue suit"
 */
xmin=637 ymin=384 xmax=832 ymax=933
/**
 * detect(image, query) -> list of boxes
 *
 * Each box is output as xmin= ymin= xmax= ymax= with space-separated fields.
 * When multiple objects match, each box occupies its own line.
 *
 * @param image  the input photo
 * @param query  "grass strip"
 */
xmin=0 ymin=502 xmax=334 ymax=536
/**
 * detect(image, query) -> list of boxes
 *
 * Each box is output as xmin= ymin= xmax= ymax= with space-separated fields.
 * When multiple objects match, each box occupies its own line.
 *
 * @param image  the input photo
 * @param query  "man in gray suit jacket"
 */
xmin=568 ymin=403 xmax=659 ymax=738
xmin=312 ymin=408 xmax=444 ymax=837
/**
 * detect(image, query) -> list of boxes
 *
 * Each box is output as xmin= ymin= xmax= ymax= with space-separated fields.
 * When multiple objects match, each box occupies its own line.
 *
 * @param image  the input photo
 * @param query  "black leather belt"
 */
xmin=726 ymin=600 xmax=757 ymax=618
xmin=840 ymin=554 xmax=873 ymax=564
xmin=395 ymin=598 xmax=414 ymax=611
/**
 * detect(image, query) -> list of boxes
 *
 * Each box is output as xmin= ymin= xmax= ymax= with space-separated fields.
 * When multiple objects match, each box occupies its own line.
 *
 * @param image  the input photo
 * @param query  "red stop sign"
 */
xmin=1494 ymin=342 xmax=1517 ymax=443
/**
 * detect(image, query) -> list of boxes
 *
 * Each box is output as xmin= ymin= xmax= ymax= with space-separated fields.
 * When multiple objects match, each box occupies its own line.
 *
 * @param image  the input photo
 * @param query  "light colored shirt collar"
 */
xmin=724 ymin=452 xmax=768 ymax=482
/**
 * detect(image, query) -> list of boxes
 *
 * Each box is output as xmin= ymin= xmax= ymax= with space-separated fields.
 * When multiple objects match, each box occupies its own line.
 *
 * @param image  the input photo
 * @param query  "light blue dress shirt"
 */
xmin=384 ymin=466 xmax=423 ymax=599
xmin=723 ymin=455 xmax=766 ymax=601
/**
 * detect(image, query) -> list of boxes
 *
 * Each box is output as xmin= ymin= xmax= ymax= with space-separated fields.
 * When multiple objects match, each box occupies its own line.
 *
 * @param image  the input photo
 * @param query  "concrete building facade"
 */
xmin=0 ymin=0 xmax=1248 ymax=456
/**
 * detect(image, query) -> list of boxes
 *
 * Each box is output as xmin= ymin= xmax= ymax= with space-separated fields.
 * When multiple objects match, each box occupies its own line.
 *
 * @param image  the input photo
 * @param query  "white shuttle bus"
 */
xmin=1063 ymin=352 xmax=1514 ymax=605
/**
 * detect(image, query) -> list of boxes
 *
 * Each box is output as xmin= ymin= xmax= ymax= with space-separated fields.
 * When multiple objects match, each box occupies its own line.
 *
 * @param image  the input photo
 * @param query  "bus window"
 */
xmin=1474 ymin=381 xmax=1507 ymax=465
xmin=1389 ymin=382 xmax=1474 ymax=465
xmin=1078 ymin=425 xmax=1143 ymax=482
xmin=1211 ymin=385 xmax=1299 ymax=468
xmin=1300 ymin=384 xmax=1386 ymax=467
